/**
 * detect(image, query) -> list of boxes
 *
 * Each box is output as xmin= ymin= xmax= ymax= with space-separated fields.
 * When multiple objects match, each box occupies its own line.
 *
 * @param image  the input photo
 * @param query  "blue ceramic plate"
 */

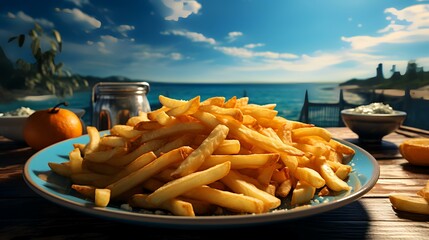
xmin=23 ymin=132 xmax=379 ymax=228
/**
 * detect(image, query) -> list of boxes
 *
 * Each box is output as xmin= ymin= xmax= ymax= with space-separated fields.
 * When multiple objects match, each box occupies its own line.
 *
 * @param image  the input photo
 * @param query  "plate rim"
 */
xmin=23 ymin=133 xmax=380 ymax=228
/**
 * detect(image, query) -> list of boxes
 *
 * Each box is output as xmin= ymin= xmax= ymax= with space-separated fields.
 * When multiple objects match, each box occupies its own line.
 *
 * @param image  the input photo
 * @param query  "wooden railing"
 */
xmin=299 ymin=88 xmax=429 ymax=130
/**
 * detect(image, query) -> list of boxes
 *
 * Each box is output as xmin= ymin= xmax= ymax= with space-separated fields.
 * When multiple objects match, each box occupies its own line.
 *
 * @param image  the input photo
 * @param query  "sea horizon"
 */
xmin=0 ymin=82 xmax=366 ymax=127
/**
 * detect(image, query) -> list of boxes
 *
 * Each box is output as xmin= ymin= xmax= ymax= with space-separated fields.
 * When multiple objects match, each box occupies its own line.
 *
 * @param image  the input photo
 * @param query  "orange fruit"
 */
xmin=399 ymin=138 xmax=429 ymax=166
xmin=23 ymin=102 xmax=83 ymax=151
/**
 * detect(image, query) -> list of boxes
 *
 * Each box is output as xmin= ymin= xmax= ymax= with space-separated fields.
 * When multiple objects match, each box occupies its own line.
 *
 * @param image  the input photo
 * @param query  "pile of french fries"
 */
xmin=48 ymin=95 xmax=356 ymax=216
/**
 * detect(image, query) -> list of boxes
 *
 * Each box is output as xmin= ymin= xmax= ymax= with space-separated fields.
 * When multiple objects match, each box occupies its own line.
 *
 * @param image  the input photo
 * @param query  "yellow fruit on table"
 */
xmin=399 ymin=138 xmax=429 ymax=166
xmin=23 ymin=102 xmax=83 ymax=151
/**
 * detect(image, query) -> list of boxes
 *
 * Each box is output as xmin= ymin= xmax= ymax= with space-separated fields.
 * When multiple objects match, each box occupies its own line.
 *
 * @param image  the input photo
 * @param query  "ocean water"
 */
xmin=0 ymin=82 xmax=359 ymax=126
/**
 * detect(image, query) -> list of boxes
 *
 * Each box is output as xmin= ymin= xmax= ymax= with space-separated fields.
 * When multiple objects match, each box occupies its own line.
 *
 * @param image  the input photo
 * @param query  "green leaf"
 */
xmin=34 ymin=23 xmax=43 ymax=33
xmin=52 ymin=30 xmax=62 ymax=52
xmin=31 ymin=38 xmax=40 ymax=57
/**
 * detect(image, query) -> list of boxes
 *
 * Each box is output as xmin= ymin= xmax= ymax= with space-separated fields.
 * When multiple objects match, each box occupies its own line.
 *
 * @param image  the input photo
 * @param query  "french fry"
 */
xmin=295 ymin=167 xmax=326 ymax=188
xmin=200 ymin=153 xmax=279 ymax=170
xmin=318 ymin=162 xmax=351 ymax=192
xmin=106 ymin=138 xmax=167 ymax=167
xmin=95 ymin=188 xmax=111 ymax=207
xmin=139 ymin=122 xmax=207 ymax=143
xmin=110 ymin=124 xmax=143 ymax=140
xmin=183 ymin=185 xmax=264 ymax=214
xmin=292 ymin=127 xmax=332 ymax=142
xmin=171 ymin=124 xmax=229 ymax=178
xmin=83 ymin=126 xmax=100 ymax=155
xmin=166 ymin=96 xmax=200 ymax=117
xmin=221 ymin=169 xmax=281 ymax=211
xmin=69 ymin=148 xmax=84 ymax=174
xmin=212 ymin=139 xmax=240 ymax=155
xmin=291 ymin=180 xmax=316 ymax=206
xmin=129 ymin=193 xmax=195 ymax=216
xmin=107 ymin=146 xmax=194 ymax=198
xmin=217 ymin=116 xmax=304 ymax=156
xmin=84 ymin=146 xmax=126 ymax=163
xmin=48 ymin=162 xmax=72 ymax=177
xmin=99 ymin=135 xmax=127 ymax=148
xmin=146 ymin=161 xmax=231 ymax=206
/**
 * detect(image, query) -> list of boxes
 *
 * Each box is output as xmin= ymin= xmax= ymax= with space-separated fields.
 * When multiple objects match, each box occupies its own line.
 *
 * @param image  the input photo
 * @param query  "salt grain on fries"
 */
xmin=48 ymin=95 xmax=356 ymax=216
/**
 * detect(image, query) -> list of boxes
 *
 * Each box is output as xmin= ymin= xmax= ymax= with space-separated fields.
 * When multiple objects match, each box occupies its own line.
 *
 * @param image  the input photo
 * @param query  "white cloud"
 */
xmin=161 ymin=0 xmax=202 ymax=21
xmin=55 ymin=8 xmax=101 ymax=31
xmin=6 ymin=11 xmax=54 ymax=28
xmin=244 ymin=43 xmax=264 ymax=49
xmin=215 ymin=46 xmax=298 ymax=60
xmin=226 ymin=31 xmax=243 ymax=42
xmin=161 ymin=30 xmax=216 ymax=45
xmin=342 ymin=4 xmax=429 ymax=50
xmin=66 ymin=0 xmax=90 ymax=7
xmin=116 ymin=24 xmax=135 ymax=37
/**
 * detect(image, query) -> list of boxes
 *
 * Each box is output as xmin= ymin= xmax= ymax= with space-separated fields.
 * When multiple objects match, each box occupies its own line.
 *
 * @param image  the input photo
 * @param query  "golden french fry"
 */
xmin=84 ymin=146 xmax=126 ymax=163
xmin=84 ymin=161 xmax=120 ymax=175
xmin=155 ymin=111 xmax=177 ymax=126
xmin=94 ymin=151 xmax=157 ymax=187
xmin=69 ymin=148 xmax=84 ymax=174
xmin=140 ymin=122 xmax=206 ymax=143
xmin=129 ymin=194 xmax=195 ymax=217
xmin=239 ymin=105 xmax=278 ymax=120
xmin=295 ymin=167 xmax=326 ymax=188
xmin=95 ymin=188 xmax=111 ymax=207
xmin=106 ymin=138 xmax=167 ymax=167
xmin=48 ymin=162 xmax=72 ymax=177
xmin=110 ymin=124 xmax=143 ymax=139
xmin=212 ymin=139 xmax=241 ymax=155
xmin=292 ymin=127 xmax=332 ymax=142
xmin=99 ymin=135 xmax=127 ymax=148
xmin=146 ymin=161 xmax=231 ymax=206
xmin=200 ymin=153 xmax=279 ymax=170
xmin=217 ymin=116 xmax=304 ymax=156
xmin=126 ymin=112 xmax=149 ymax=126
xmin=166 ymin=96 xmax=200 ymax=117
xmin=389 ymin=194 xmax=429 ymax=215
xmin=328 ymin=139 xmax=355 ymax=156
xmin=83 ymin=126 xmax=100 ymax=155
xmin=221 ymin=169 xmax=281 ymax=211
xmin=319 ymin=162 xmax=351 ymax=192
xmin=72 ymin=184 xmax=96 ymax=199
xmin=199 ymin=104 xmax=244 ymax=122
xmin=107 ymin=146 xmax=193 ymax=199
xmin=276 ymin=179 xmax=292 ymax=198
xmin=183 ymin=185 xmax=264 ymax=214
xmin=291 ymin=180 xmax=316 ymax=206
xmin=201 ymin=96 xmax=225 ymax=106
xmin=171 ymin=124 xmax=229 ymax=178
xmin=159 ymin=95 xmax=189 ymax=108
xmin=154 ymin=134 xmax=194 ymax=156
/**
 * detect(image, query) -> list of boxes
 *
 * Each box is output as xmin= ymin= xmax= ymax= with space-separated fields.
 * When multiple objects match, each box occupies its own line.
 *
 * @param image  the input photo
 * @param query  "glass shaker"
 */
xmin=91 ymin=82 xmax=151 ymax=130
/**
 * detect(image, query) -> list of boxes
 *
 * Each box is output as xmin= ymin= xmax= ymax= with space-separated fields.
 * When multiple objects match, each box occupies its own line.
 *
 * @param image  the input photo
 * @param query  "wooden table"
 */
xmin=1 ymin=127 xmax=428 ymax=239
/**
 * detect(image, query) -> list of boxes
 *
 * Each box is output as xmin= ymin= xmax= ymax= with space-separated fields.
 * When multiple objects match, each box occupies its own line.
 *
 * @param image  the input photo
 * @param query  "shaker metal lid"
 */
xmin=92 ymin=81 xmax=150 ymax=102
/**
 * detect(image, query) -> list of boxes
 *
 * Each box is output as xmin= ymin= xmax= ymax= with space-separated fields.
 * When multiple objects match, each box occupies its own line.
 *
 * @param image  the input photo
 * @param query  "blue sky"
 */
xmin=1 ymin=0 xmax=428 ymax=83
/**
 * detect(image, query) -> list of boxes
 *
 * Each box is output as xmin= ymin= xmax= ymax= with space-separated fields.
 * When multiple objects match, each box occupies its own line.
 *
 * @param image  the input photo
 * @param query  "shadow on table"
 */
xmin=343 ymin=138 xmax=400 ymax=160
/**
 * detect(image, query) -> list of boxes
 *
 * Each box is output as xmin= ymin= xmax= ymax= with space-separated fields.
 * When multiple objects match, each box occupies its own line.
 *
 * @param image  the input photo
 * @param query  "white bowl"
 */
xmin=0 ymin=108 xmax=85 ymax=142
xmin=0 ymin=116 xmax=28 ymax=142
xmin=341 ymin=108 xmax=407 ymax=143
